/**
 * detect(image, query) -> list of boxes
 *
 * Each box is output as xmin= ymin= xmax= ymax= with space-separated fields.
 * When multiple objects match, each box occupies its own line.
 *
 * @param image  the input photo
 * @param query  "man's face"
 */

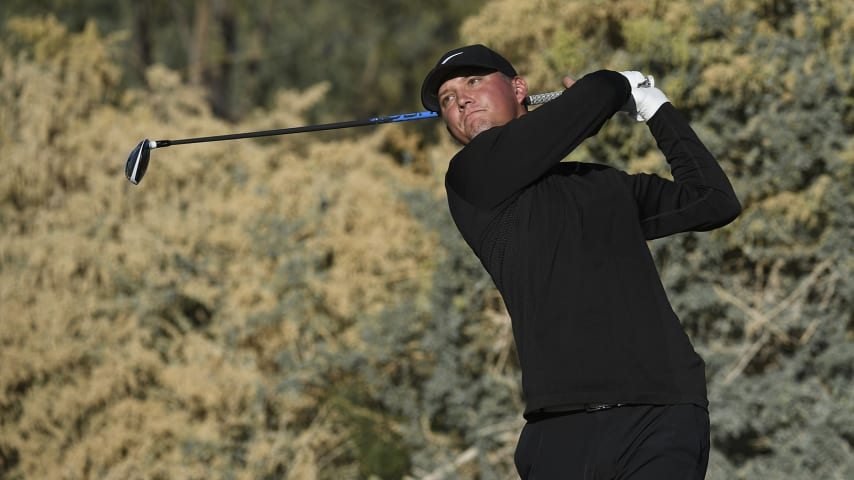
xmin=438 ymin=70 xmax=528 ymax=145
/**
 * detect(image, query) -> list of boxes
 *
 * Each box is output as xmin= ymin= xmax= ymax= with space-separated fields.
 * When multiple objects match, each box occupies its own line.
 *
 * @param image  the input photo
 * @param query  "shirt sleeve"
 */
xmin=447 ymin=70 xmax=630 ymax=209
xmin=627 ymin=103 xmax=742 ymax=239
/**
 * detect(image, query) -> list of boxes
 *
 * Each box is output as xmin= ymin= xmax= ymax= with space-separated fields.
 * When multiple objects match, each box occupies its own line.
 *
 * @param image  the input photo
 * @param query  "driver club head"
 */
xmin=126 ymin=139 xmax=151 ymax=185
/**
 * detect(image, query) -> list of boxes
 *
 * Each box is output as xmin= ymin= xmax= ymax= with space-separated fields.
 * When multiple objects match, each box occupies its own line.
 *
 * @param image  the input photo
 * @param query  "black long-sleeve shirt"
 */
xmin=444 ymin=70 xmax=741 ymax=418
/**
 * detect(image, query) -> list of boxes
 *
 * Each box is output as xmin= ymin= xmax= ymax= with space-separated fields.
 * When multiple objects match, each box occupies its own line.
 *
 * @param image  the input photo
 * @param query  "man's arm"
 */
xmin=628 ymin=103 xmax=742 ymax=239
xmin=447 ymin=70 xmax=630 ymax=209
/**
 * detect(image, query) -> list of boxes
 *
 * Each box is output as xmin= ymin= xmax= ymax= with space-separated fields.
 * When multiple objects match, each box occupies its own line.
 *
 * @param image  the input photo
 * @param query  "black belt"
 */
xmin=538 ymin=402 xmax=626 ymax=414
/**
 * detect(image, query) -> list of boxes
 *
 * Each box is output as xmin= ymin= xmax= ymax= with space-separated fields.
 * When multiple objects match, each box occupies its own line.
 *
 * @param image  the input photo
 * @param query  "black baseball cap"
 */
xmin=420 ymin=44 xmax=517 ymax=112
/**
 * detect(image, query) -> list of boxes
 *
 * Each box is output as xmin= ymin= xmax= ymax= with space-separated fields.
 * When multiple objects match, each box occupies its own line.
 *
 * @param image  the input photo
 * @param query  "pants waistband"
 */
xmin=525 ymin=403 xmax=631 ymax=422
xmin=542 ymin=402 xmax=625 ymax=413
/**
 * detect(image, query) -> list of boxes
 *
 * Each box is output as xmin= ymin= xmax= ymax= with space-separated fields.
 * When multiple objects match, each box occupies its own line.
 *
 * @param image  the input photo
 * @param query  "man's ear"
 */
xmin=512 ymin=76 xmax=529 ymax=105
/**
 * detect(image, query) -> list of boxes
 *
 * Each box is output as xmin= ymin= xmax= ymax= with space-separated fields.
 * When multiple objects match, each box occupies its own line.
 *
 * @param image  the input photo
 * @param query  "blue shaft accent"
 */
xmin=371 ymin=111 xmax=440 ymax=124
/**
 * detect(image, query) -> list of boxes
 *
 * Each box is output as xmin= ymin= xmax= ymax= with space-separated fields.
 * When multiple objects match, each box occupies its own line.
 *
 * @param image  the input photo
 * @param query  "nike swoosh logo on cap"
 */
xmin=441 ymin=52 xmax=465 ymax=64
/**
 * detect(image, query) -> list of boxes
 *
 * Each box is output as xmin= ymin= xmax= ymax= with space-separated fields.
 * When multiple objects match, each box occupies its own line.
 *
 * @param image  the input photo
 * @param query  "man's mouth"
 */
xmin=463 ymin=109 xmax=486 ymax=126
xmin=465 ymin=109 xmax=485 ymax=119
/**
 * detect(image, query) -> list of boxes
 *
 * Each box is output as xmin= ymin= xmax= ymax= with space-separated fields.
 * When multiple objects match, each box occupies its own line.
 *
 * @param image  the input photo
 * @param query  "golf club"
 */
xmin=125 ymin=90 xmax=566 ymax=185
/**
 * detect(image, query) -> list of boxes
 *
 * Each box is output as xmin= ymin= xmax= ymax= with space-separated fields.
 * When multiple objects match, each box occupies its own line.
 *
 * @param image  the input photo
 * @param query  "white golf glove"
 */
xmin=619 ymin=71 xmax=669 ymax=122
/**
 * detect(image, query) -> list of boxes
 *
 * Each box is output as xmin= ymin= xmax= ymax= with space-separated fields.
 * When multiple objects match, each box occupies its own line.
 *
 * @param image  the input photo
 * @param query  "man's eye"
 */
xmin=441 ymin=95 xmax=454 ymax=107
xmin=468 ymin=77 xmax=480 ymax=86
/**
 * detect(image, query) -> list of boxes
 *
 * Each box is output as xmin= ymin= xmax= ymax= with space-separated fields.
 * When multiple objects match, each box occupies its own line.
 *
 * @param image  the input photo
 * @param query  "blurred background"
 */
xmin=0 ymin=1 xmax=851 ymax=478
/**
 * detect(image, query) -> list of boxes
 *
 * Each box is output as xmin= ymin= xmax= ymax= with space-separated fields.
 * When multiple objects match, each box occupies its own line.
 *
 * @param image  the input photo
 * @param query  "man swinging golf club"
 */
xmin=421 ymin=44 xmax=741 ymax=479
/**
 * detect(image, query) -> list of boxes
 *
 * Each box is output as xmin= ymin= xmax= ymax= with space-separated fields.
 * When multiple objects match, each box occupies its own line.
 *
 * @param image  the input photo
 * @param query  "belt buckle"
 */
xmin=585 ymin=403 xmax=623 ymax=413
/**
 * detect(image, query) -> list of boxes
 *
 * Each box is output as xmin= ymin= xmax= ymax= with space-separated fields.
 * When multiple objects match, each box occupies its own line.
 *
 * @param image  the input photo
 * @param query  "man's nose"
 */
xmin=456 ymin=92 xmax=473 ymax=109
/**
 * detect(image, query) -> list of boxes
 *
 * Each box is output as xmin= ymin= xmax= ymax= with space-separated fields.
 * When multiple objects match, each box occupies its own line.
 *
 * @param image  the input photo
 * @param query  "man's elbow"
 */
xmin=710 ymin=193 xmax=742 ymax=228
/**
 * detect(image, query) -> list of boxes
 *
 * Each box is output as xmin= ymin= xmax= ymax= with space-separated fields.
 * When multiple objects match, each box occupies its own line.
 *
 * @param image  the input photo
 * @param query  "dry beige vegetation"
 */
xmin=2 ymin=1 xmax=853 ymax=478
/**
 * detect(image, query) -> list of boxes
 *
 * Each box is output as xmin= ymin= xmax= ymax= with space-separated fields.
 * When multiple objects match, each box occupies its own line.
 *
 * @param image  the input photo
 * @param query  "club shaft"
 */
xmin=153 ymin=91 xmax=563 ymax=148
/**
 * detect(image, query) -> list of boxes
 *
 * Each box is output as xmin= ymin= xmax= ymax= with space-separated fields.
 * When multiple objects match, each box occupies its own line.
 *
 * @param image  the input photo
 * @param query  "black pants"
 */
xmin=514 ymin=404 xmax=710 ymax=479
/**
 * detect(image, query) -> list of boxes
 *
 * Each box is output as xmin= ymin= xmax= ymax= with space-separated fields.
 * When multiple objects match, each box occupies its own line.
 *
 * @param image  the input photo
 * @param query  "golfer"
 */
xmin=421 ymin=44 xmax=741 ymax=479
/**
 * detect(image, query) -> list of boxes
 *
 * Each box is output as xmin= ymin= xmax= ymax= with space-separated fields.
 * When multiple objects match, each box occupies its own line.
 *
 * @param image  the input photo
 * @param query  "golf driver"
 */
xmin=125 ymin=90 xmax=565 ymax=185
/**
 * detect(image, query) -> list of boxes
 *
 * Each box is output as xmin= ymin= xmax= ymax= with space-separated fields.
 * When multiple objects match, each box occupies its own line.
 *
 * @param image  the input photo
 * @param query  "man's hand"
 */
xmin=619 ymin=71 xmax=670 ymax=122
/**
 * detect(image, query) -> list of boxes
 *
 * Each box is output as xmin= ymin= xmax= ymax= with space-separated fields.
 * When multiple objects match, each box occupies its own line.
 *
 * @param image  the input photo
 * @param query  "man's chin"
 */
xmin=466 ymin=121 xmax=493 ymax=141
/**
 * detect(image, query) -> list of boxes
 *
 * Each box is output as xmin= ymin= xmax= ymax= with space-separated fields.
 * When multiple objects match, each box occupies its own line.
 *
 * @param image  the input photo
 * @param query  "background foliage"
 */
xmin=1 ymin=1 xmax=852 ymax=479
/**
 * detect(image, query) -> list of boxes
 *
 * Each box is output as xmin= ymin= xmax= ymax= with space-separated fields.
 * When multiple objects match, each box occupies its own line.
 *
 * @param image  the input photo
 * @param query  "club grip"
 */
xmin=525 ymin=90 xmax=563 ymax=106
